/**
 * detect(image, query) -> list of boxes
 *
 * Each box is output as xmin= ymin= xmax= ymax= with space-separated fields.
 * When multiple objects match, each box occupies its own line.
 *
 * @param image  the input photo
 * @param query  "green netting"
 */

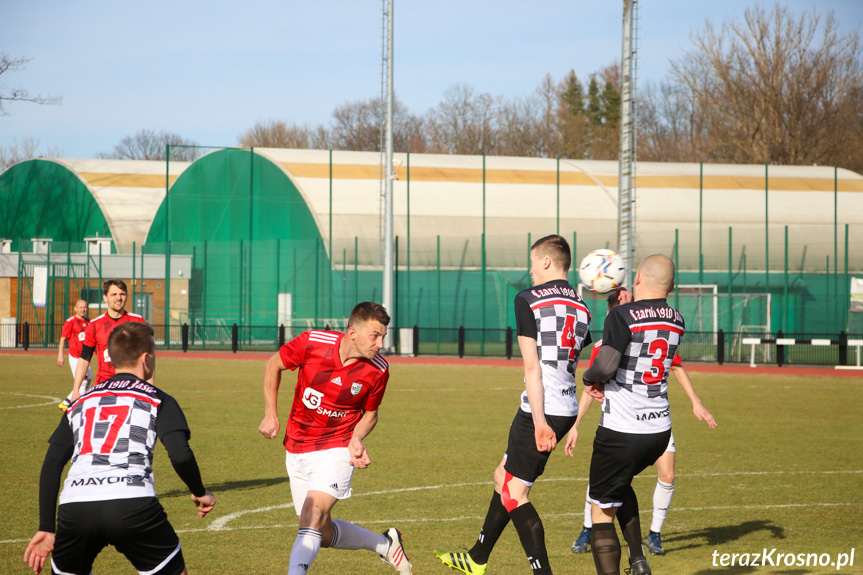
xmin=0 ymin=160 xmax=112 ymax=250
xmin=146 ymin=148 xmax=331 ymax=325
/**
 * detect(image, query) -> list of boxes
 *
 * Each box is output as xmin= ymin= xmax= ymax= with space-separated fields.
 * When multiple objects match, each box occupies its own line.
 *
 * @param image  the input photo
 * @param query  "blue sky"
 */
xmin=2 ymin=1 xmax=861 ymax=159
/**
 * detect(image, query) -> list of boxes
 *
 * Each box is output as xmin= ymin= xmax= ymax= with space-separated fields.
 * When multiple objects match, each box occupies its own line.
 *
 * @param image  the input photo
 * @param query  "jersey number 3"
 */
xmin=79 ymin=405 xmax=131 ymax=455
xmin=643 ymin=339 xmax=669 ymax=385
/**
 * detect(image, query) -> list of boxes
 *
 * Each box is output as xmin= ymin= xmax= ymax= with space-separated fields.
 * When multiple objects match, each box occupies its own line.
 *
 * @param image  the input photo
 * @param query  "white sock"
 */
xmin=330 ymin=519 xmax=389 ymax=554
xmin=288 ymin=528 xmax=322 ymax=575
xmin=650 ymin=480 xmax=675 ymax=534
xmin=583 ymin=484 xmax=593 ymax=529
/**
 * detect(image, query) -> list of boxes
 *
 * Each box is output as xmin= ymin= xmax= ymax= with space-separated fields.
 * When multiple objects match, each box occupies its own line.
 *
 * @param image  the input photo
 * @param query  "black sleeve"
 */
xmin=514 ymin=295 xmax=536 ymax=339
xmin=155 ymin=394 xmax=191 ymax=439
xmin=600 ymin=307 xmax=632 ymax=354
xmin=39 ymin=416 xmax=74 ymax=533
xmin=78 ymin=344 xmax=95 ymax=362
xmin=161 ymin=431 xmax=206 ymax=497
xmin=156 ymin=395 xmax=204 ymax=496
xmin=583 ymin=329 xmax=593 ymax=348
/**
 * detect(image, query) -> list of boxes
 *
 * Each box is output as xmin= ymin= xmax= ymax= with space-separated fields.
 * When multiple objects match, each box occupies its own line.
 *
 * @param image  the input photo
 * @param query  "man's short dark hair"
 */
xmin=108 ymin=323 xmax=155 ymax=368
xmin=348 ymin=302 xmax=390 ymax=328
xmin=531 ymin=234 xmax=572 ymax=273
xmin=103 ymin=279 xmax=128 ymax=296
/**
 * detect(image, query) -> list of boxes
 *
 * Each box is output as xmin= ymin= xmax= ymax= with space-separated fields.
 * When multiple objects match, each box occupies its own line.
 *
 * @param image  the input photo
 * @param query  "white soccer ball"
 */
xmin=578 ymin=249 xmax=626 ymax=294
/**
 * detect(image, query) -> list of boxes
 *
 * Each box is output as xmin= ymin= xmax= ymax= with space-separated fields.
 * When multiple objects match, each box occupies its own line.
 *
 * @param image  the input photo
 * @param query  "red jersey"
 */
xmin=61 ymin=315 xmax=90 ymax=358
xmin=280 ymin=330 xmax=389 ymax=454
xmin=81 ymin=311 xmax=147 ymax=383
xmin=588 ymin=338 xmax=682 ymax=368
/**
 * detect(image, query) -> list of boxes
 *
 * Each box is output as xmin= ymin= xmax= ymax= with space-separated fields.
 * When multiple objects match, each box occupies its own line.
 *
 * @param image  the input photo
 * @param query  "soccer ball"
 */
xmin=578 ymin=249 xmax=626 ymax=294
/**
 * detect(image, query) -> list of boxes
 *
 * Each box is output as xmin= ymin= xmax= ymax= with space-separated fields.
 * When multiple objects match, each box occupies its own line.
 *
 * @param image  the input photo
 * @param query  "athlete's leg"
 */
xmin=651 ymin=450 xmax=676 ymax=534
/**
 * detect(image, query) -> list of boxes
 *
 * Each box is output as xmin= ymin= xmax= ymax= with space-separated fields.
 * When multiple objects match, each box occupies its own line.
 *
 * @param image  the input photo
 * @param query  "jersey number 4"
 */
xmin=79 ymin=405 xmax=131 ymax=455
xmin=560 ymin=314 xmax=579 ymax=360
xmin=643 ymin=339 xmax=669 ymax=385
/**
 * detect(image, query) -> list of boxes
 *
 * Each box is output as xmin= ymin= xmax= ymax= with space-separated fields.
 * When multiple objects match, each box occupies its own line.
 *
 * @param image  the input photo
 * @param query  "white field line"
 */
xmin=3 ymin=470 xmax=860 ymax=544
xmin=0 ymin=392 xmax=61 ymax=410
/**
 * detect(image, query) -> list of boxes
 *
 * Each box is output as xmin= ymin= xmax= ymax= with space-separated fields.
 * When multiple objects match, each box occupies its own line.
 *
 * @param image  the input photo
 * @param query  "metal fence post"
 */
xmin=777 ymin=330 xmax=784 ymax=367
xmin=23 ymin=322 xmax=30 ymax=351
xmin=413 ymin=325 xmax=419 ymax=356
xmin=182 ymin=323 xmax=189 ymax=352
xmin=279 ymin=324 xmax=285 ymax=349
xmin=717 ymin=329 xmax=725 ymax=365
xmin=232 ymin=323 xmax=239 ymax=353
xmin=839 ymin=331 xmax=848 ymax=366
xmin=505 ymin=327 xmax=513 ymax=359
xmin=458 ymin=326 xmax=465 ymax=358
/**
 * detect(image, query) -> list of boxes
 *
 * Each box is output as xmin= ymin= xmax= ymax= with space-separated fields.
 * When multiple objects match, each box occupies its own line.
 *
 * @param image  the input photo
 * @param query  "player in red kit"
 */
xmin=258 ymin=302 xmax=412 ymax=575
xmin=57 ymin=300 xmax=91 ymax=411
xmin=70 ymin=280 xmax=145 ymax=401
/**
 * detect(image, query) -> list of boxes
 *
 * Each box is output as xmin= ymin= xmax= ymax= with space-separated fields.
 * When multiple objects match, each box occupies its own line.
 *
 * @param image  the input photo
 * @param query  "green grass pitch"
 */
xmin=1 ymin=353 xmax=862 ymax=574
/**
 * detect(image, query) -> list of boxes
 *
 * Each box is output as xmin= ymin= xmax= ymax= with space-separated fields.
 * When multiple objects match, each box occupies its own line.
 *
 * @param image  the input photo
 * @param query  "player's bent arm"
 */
xmin=162 ymin=431 xmax=208 ymax=497
xmin=669 ymin=364 xmax=717 ymax=428
xmin=349 ymin=409 xmax=378 ymax=468
xmin=564 ymin=387 xmax=597 ymax=456
xmin=582 ymin=345 xmax=621 ymax=385
xmin=56 ymin=337 xmax=67 ymax=367
xmin=71 ymin=345 xmax=94 ymax=399
xmin=259 ymin=353 xmax=286 ymax=439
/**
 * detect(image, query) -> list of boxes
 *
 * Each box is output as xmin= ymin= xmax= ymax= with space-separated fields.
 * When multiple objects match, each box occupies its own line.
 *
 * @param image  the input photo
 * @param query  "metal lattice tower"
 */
xmin=618 ymin=0 xmax=638 ymax=284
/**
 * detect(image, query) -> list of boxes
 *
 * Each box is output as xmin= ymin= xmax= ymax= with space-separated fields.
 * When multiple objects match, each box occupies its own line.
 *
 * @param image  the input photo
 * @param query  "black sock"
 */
xmin=590 ymin=523 xmax=621 ymax=575
xmin=510 ymin=502 xmax=552 ymax=575
xmin=468 ymin=491 xmax=510 ymax=564
xmin=616 ymin=486 xmax=644 ymax=560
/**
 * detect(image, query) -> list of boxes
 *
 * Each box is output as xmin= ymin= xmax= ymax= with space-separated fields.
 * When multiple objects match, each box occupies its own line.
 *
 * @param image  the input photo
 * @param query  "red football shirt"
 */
xmin=280 ymin=330 xmax=389 ymax=454
xmin=81 ymin=311 xmax=147 ymax=384
xmin=588 ymin=338 xmax=682 ymax=368
xmin=61 ymin=315 xmax=90 ymax=358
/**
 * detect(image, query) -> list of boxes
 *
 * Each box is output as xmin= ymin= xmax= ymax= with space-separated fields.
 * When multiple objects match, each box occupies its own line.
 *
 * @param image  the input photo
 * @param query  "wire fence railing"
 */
xmin=4 ymin=322 xmax=862 ymax=368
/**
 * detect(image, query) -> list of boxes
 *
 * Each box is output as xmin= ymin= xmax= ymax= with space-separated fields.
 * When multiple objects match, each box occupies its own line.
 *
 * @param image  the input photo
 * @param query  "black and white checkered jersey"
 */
xmin=515 ymin=279 xmax=592 ymax=417
xmin=53 ymin=374 xmax=190 ymax=504
xmin=598 ymin=298 xmax=685 ymax=434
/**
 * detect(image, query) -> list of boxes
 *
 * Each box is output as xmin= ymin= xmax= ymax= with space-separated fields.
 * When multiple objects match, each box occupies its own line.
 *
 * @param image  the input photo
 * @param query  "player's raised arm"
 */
xmin=259 ymin=352 xmax=286 ymax=439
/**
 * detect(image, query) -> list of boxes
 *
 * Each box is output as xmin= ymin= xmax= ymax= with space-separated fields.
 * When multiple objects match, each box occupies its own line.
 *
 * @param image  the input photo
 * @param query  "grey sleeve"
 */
xmin=582 ymin=346 xmax=622 ymax=385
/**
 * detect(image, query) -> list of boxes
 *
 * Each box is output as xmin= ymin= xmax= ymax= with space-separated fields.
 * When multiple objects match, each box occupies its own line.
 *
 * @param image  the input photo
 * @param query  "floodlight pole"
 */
xmin=618 ymin=0 xmax=637 ymax=285
xmin=381 ymin=0 xmax=395 ymax=352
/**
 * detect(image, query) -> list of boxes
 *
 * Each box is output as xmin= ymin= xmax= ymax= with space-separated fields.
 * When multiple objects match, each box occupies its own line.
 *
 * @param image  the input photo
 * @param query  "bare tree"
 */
xmin=99 ymin=129 xmax=201 ymax=162
xmin=426 ymin=83 xmax=497 ymax=155
xmin=329 ymin=95 xmax=425 ymax=153
xmin=238 ymin=120 xmax=313 ymax=148
xmin=0 ymin=137 xmax=62 ymax=172
xmin=666 ymin=4 xmax=863 ymax=169
xmin=0 ymin=54 xmax=62 ymax=115
xmin=495 ymin=76 xmax=560 ymax=158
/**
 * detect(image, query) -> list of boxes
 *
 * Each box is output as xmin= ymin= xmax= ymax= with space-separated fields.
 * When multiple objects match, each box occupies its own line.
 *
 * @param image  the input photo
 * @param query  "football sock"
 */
xmin=329 ymin=519 xmax=389 ymax=554
xmin=288 ymin=527 xmax=322 ymax=575
xmin=650 ymin=479 xmax=674 ymax=534
xmin=590 ymin=522 xmax=621 ymax=575
xmin=584 ymin=484 xmax=593 ymax=529
xmin=469 ymin=491 xmax=510 ymax=564
xmin=510 ymin=502 xmax=552 ymax=575
xmin=616 ymin=486 xmax=645 ymax=561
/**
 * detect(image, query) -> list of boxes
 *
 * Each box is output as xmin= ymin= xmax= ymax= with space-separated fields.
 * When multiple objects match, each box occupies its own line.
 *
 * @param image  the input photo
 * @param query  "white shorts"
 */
xmin=285 ymin=447 xmax=355 ymax=516
xmin=68 ymin=355 xmax=91 ymax=392
xmin=666 ymin=431 xmax=676 ymax=453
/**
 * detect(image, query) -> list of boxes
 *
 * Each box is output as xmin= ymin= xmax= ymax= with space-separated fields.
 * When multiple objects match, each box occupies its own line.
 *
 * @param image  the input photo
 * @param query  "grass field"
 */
xmin=1 ymin=353 xmax=862 ymax=574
